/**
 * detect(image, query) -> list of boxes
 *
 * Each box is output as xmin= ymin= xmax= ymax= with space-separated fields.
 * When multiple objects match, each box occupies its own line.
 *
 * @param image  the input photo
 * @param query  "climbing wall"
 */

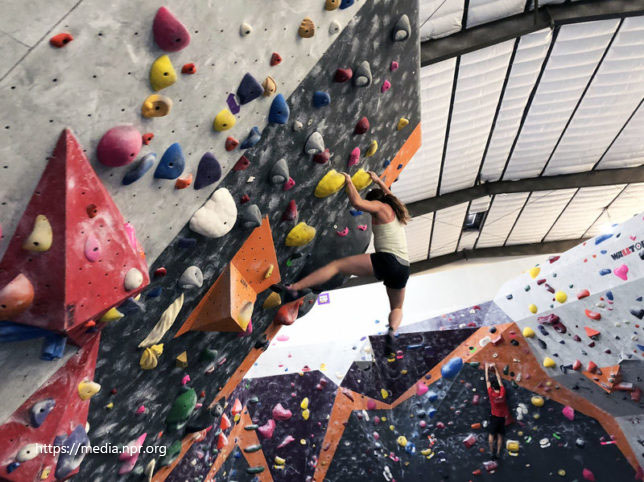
xmin=0 ymin=0 xmax=421 ymax=480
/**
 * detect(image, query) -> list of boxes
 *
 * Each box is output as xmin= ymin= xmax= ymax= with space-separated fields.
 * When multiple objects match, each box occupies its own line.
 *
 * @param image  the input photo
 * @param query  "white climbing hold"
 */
xmin=138 ymin=293 xmax=184 ymax=348
xmin=293 ymin=120 xmax=304 ymax=132
xmin=329 ymin=20 xmax=341 ymax=35
xmin=178 ymin=266 xmax=203 ymax=289
xmin=353 ymin=61 xmax=372 ymax=87
xmin=240 ymin=22 xmax=253 ymax=37
xmin=189 ymin=188 xmax=237 ymax=238
xmin=124 ymin=268 xmax=144 ymax=291
xmin=16 ymin=443 xmax=41 ymax=462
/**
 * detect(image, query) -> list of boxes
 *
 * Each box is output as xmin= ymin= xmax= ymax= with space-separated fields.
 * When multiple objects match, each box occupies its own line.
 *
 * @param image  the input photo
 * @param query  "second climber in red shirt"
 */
xmin=485 ymin=362 xmax=509 ymax=459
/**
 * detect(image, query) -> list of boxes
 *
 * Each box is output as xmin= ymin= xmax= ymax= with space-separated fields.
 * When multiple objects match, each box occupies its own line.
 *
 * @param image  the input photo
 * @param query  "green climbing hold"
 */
xmin=159 ymin=440 xmax=182 ymax=466
xmin=247 ymin=467 xmax=265 ymax=474
xmin=200 ymin=347 xmax=218 ymax=362
xmin=166 ymin=388 xmax=197 ymax=432
xmin=244 ymin=444 xmax=261 ymax=453
xmin=468 ymin=362 xmax=480 ymax=368
xmin=244 ymin=424 xmax=259 ymax=431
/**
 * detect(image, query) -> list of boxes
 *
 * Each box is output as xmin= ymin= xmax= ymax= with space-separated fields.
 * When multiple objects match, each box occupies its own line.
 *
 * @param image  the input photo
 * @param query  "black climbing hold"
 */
xmin=630 ymin=308 xmax=644 ymax=320
xmin=239 ymin=204 xmax=262 ymax=229
xmin=178 ymin=237 xmax=197 ymax=249
xmin=194 ymin=152 xmax=222 ymax=190
xmin=489 ymin=326 xmax=497 ymax=334
xmin=255 ymin=334 xmax=269 ymax=350
xmin=510 ymin=339 xmax=519 ymax=346
xmin=537 ymin=338 xmax=547 ymax=350
xmin=270 ymin=158 xmax=289 ymax=184
xmin=236 ymin=73 xmax=263 ymax=104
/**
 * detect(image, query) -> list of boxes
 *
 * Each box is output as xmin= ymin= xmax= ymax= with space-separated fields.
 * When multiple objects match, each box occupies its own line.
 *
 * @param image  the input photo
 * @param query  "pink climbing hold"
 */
xmin=357 ymin=225 xmax=367 ymax=231
xmin=258 ymin=419 xmax=276 ymax=439
xmin=381 ymin=80 xmax=391 ymax=93
xmin=97 ymin=125 xmax=142 ymax=167
xmin=283 ymin=177 xmax=296 ymax=191
xmin=562 ymin=405 xmax=574 ymax=421
xmin=118 ymin=433 xmax=147 ymax=475
xmin=348 ymin=147 xmax=360 ymax=167
xmin=367 ymin=399 xmax=376 ymax=410
xmin=277 ymin=335 xmax=289 ymax=342
xmin=84 ymin=235 xmax=100 ymax=262
xmin=181 ymin=374 xmax=191 ymax=385
xmin=336 ymin=227 xmax=349 ymax=237
xmin=416 ymin=381 xmax=428 ymax=396
xmin=272 ymin=403 xmax=293 ymax=421
xmin=577 ymin=289 xmax=590 ymax=300
xmin=614 ymin=264 xmax=629 ymax=280
xmin=277 ymin=435 xmax=295 ymax=448
xmin=136 ymin=405 xmax=146 ymax=414
xmin=582 ymin=468 xmax=595 ymax=481
xmin=123 ymin=222 xmax=138 ymax=251
xmin=390 ymin=61 xmax=399 ymax=71
xmin=153 ymin=6 xmax=191 ymax=52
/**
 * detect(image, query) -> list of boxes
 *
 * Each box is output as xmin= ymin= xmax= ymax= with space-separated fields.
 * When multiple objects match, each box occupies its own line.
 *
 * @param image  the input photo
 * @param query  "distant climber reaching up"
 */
xmin=485 ymin=362 xmax=509 ymax=460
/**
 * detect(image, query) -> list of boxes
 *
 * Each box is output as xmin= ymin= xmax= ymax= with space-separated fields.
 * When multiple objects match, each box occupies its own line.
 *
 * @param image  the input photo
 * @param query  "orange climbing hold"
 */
xmin=0 ymin=273 xmax=35 ymax=319
xmin=584 ymin=326 xmax=600 ymax=338
xmin=274 ymin=298 xmax=304 ymax=326
xmin=142 ymin=133 xmax=154 ymax=145
xmin=175 ymin=174 xmax=193 ymax=189
xmin=584 ymin=309 xmax=601 ymax=320
xmin=181 ymin=63 xmax=196 ymax=74
xmin=50 ymin=33 xmax=73 ymax=48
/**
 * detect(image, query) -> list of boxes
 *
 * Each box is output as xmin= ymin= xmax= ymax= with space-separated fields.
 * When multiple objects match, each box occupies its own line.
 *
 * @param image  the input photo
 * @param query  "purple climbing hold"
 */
xmin=154 ymin=143 xmax=185 ymax=179
xmin=240 ymin=127 xmax=262 ymax=149
xmin=227 ymin=93 xmax=241 ymax=115
xmin=55 ymin=425 xmax=90 ymax=479
xmin=153 ymin=7 xmax=191 ymax=52
xmin=30 ymin=399 xmax=55 ymax=428
xmin=194 ymin=152 xmax=222 ymax=190
xmin=236 ymin=73 xmax=263 ymax=105
xmin=97 ymin=125 xmax=142 ymax=167
xmin=312 ymin=91 xmax=331 ymax=108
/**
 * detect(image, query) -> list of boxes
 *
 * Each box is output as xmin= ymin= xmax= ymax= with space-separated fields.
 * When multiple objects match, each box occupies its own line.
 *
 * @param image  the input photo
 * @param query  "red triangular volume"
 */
xmin=0 ymin=129 xmax=149 ymax=340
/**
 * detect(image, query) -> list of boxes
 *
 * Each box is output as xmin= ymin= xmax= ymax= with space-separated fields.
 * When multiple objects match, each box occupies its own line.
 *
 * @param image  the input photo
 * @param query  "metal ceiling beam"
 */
xmin=421 ymin=0 xmax=644 ymax=66
xmin=344 ymin=238 xmax=584 ymax=288
xmin=405 ymin=165 xmax=644 ymax=217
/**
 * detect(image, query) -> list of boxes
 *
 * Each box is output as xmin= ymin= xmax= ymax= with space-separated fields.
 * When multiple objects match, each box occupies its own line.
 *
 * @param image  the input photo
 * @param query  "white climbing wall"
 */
xmin=0 ymin=0 xmax=365 ymax=263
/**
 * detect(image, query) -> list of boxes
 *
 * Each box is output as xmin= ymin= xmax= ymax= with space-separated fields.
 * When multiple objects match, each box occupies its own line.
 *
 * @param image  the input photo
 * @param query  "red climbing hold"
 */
xmin=548 ymin=255 xmax=560 ymax=263
xmin=354 ymin=117 xmax=369 ymax=134
xmin=572 ymin=360 xmax=582 ymax=371
xmin=50 ymin=33 xmax=73 ymax=48
xmin=313 ymin=148 xmax=330 ymax=164
xmin=142 ymin=133 xmax=154 ymax=145
xmin=233 ymin=155 xmax=250 ymax=171
xmin=220 ymin=413 xmax=231 ymax=430
xmin=577 ymin=289 xmax=590 ymax=299
xmin=231 ymin=398 xmax=243 ymax=416
xmin=217 ymin=432 xmax=228 ymax=450
xmin=154 ymin=267 xmax=167 ymax=278
xmin=225 ymin=137 xmax=239 ymax=151
xmin=586 ymin=361 xmax=598 ymax=373
xmin=240 ymin=194 xmax=250 ymax=204
xmin=274 ymin=298 xmax=304 ymax=325
xmin=270 ymin=52 xmax=282 ymax=66
xmin=584 ymin=309 xmax=601 ymax=320
xmin=281 ymin=200 xmax=298 ymax=222
xmin=283 ymin=177 xmax=295 ymax=191
xmin=334 ymin=68 xmax=353 ymax=82
xmin=181 ymin=63 xmax=196 ymax=74
xmin=153 ymin=6 xmax=191 ymax=52
xmin=584 ymin=326 xmax=600 ymax=338
xmin=582 ymin=468 xmax=595 ymax=481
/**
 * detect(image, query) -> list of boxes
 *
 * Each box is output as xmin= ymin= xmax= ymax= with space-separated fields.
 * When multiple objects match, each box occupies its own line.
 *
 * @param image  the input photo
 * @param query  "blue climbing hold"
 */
xmin=599 ymin=268 xmax=611 ymax=276
xmin=55 ymin=426 xmax=89 ymax=479
xmin=441 ymin=357 xmax=463 ymax=379
xmin=122 ymin=153 xmax=156 ymax=185
xmin=506 ymin=294 xmax=513 ymax=300
xmin=268 ymin=94 xmax=290 ymax=124
xmin=30 ymin=398 xmax=55 ymax=428
xmin=194 ymin=152 xmax=222 ymax=190
xmin=178 ymin=237 xmax=197 ymax=249
xmin=146 ymin=286 xmax=163 ymax=298
xmin=427 ymin=408 xmax=437 ymax=418
xmin=7 ymin=462 xmax=19 ymax=474
xmin=155 ymin=143 xmax=185 ymax=179
xmin=350 ymin=209 xmax=363 ymax=216
xmin=236 ymin=73 xmax=263 ymax=105
xmin=383 ymin=160 xmax=391 ymax=168
xmin=340 ymin=0 xmax=355 ymax=9
xmin=600 ymin=250 xmax=607 ymax=254
xmin=427 ymin=391 xmax=438 ymax=402
xmin=312 ymin=91 xmax=331 ymax=108
xmin=118 ymin=297 xmax=146 ymax=315
xmin=240 ymin=127 xmax=262 ymax=149
xmin=227 ymin=93 xmax=240 ymax=114
xmin=606 ymin=290 xmax=614 ymax=301
xmin=595 ymin=233 xmax=613 ymax=245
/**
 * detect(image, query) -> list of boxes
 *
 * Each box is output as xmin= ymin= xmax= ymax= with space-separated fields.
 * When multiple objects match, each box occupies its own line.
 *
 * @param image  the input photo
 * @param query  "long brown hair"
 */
xmin=365 ymin=188 xmax=410 ymax=225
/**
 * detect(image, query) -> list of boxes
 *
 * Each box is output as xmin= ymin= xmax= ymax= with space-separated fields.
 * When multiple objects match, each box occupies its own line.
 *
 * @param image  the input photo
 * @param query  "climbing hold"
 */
xmin=286 ymin=222 xmax=316 ymax=247
xmin=240 ymin=194 xmax=250 ymax=204
xmin=417 ymin=381 xmax=429 ymax=396
xmin=353 ymin=61 xmax=372 ymax=87
xmin=84 ymin=235 xmax=100 ymax=262
xmin=348 ymin=147 xmax=360 ymax=167
xmin=351 ymin=169 xmax=372 ymax=191
xmin=139 ymin=294 xmax=184 ymax=347
xmin=225 ymin=137 xmax=239 ymax=152
xmin=313 ymin=148 xmax=330 ymax=164
xmin=298 ymin=18 xmax=315 ymax=38
xmin=314 ymin=169 xmax=345 ymax=197
xmin=325 ymin=0 xmax=340 ymax=9
xmin=124 ymin=268 xmax=144 ymax=291
xmin=240 ymin=22 xmax=253 ymax=37
xmin=50 ymin=33 xmax=73 ymax=47
xmin=237 ymin=73 xmax=263 ymax=105
xmin=270 ymin=52 xmax=282 ymax=66
xmin=572 ymin=360 xmax=582 ymax=371
xmin=141 ymin=93 xmax=173 ymax=117
xmin=258 ymin=419 xmax=276 ymax=439
xmin=522 ymin=326 xmax=535 ymax=338
xmin=30 ymin=399 xmax=55 ymax=428
xmin=273 ymin=403 xmax=293 ymax=421
xmin=392 ymin=14 xmax=411 ymax=41
xmin=528 ymin=304 xmax=538 ymax=314
xmin=577 ymin=289 xmax=590 ymax=299
xmin=155 ymin=143 xmax=185 ymax=179
xmin=562 ymin=406 xmax=574 ymax=421
xmin=99 ymin=307 xmax=124 ymax=322
xmin=270 ymin=158 xmax=290 ymax=184
xmin=118 ymin=433 xmax=147 ymax=475
xmin=97 ymin=125 xmax=142 ymax=167
xmin=531 ymin=396 xmax=544 ymax=407
xmin=441 ymin=357 xmax=463 ymax=379
xmin=234 ymin=155 xmax=250 ymax=171
xmin=381 ymin=388 xmax=389 ymax=399
xmin=166 ymin=387 xmax=197 ymax=432
xmin=381 ymin=80 xmax=391 ymax=93
xmin=397 ymin=118 xmax=409 ymax=130
xmin=240 ymin=127 xmax=262 ymax=149
xmin=329 ymin=20 xmax=341 ymax=35
xmin=142 ymin=133 xmax=154 ymax=145
xmin=366 ymin=140 xmax=378 ymax=157
xmin=175 ymin=174 xmax=193 ymax=189
xmin=263 ymin=292 xmax=281 ymax=309
xmin=587 ymin=361 xmax=598 ymax=373
xmin=150 ymin=55 xmax=177 ymax=91
xmin=555 ymin=291 xmax=567 ymax=303
xmin=584 ymin=326 xmax=600 ymax=338
xmin=122 ymin=153 xmax=156 ymax=185
xmin=178 ymin=266 xmax=203 ymax=290
xmin=239 ymin=204 xmax=262 ymax=229
xmin=54 ymin=426 xmax=89 ymax=479
xmin=529 ymin=266 xmax=541 ymax=278
xmin=304 ymin=131 xmax=325 ymax=154
xmin=78 ymin=380 xmax=101 ymax=400
xmin=153 ymin=7 xmax=190 ymax=52
xmin=194 ymin=152 xmax=222 ymax=190
xmin=336 ymin=227 xmax=349 ymax=237
xmin=614 ymin=264 xmax=629 ymax=280
xmin=543 ymin=357 xmax=556 ymax=368
xmin=22 ymin=215 xmax=52 ymax=252
xmin=283 ymin=177 xmax=296 ymax=191
xmin=313 ymin=91 xmax=331 ymax=108
xmin=213 ymin=109 xmax=236 ymax=131
xmin=354 ymin=117 xmax=369 ymax=134
xmin=585 ymin=309 xmax=601 ymax=320
xmin=391 ymin=61 xmax=399 ymax=71
xmin=181 ymin=63 xmax=196 ymax=74
xmin=334 ymin=68 xmax=352 ymax=82
xmin=190 ymin=188 xmax=237 ymax=238
xmin=340 ymin=0 xmax=354 ymax=7
xmin=269 ymin=94 xmax=290 ymax=124
xmin=582 ymin=468 xmax=595 ymax=481
xmin=262 ymin=76 xmax=277 ymax=96
xmin=293 ymin=120 xmax=304 ymax=132
xmin=140 ymin=343 xmax=163 ymax=369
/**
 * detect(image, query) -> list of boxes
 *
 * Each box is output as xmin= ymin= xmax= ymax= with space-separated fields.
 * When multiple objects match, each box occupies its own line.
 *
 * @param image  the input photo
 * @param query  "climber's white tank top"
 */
xmin=372 ymin=218 xmax=409 ymax=263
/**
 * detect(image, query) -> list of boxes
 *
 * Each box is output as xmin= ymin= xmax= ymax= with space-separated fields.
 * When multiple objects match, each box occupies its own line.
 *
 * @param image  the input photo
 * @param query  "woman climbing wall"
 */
xmin=272 ymin=171 xmax=410 ymax=355
xmin=485 ymin=362 xmax=509 ymax=460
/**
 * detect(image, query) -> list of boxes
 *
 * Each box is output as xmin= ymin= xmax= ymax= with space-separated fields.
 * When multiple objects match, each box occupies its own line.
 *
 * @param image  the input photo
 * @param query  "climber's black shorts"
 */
xmin=370 ymin=252 xmax=410 ymax=290
xmin=488 ymin=415 xmax=506 ymax=435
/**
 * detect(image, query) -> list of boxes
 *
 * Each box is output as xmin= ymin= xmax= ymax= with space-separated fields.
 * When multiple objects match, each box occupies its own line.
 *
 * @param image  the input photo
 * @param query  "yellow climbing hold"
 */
xmin=263 ymin=292 xmax=281 ymax=309
xmin=150 ymin=55 xmax=177 ymax=91
xmin=397 ymin=118 xmax=409 ymax=130
xmin=78 ymin=380 xmax=101 ymax=400
xmin=421 ymin=448 xmax=432 ymax=456
xmin=275 ymin=456 xmax=286 ymax=465
xmin=389 ymin=425 xmax=395 ymax=431
xmin=234 ymin=413 xmax=240 ymax=422
xmin=397 ymin=436 xmax=408 ymax=447
xmin=141 ymin=94 xmax=173 ymax=118
xmin=237 ymin=301 xmax=254 ymax=330
xmin=543 ymin=357 xmax=556 ymax=369
xmin=40 ymin=467 xmax=51 ymax=479
xmin=506 ymin=440 xmax=519 ymax=455
xmin=105 ymin=402 xmax=114 ymax=409
xmin=99 ymin=307 xmax=124 ymax=322
xmin=300 ymin=397 xmax=309 ymax=410
xmin=558 ymin=469 xmax=566 ymax=477
xmin=531 ymin=396 xmax=545 ymax=407
xmin=285 ymin=222 xmax=316 ymax=247
xmin=555 ymin=291 xmax=567 ymax=303
xmin=381 ymin=388 xmax=388 ymax=399
xmin=351 ymin=169 xmax=372 ymax=191
xmin=22 ymin=215 xmax=52 ymax=252
xmin=176 ymin=351 xmax=188 ymax=368
xmin=299 ymin=439 xmax=306 ymax=445
xmin=522 ymin=326 xmax=535 ymax=338
xmin=302 ymin=409 xmax=310 ymax=420
xmin=264 ymin=264 xmax=274 ymax=279
xmin=213 ymin=109 xmax=236 ymax=131
xmin=528 ymin=304 xmax=538 ymax=314
xmin=529 ymin=266 xmax=540 ymax=279
xmin=314 ymin=169 xmax=346 ymax=198
xmin=365 ymin=140 xmax=378 ymax=157
xmin=140 ymin=343 xmax=164 ymax=370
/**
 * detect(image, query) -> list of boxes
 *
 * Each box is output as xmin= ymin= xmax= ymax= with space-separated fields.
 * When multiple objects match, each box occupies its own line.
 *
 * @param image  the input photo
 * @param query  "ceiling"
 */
xmin=380 ymin=0 xmax=644 ymax=270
